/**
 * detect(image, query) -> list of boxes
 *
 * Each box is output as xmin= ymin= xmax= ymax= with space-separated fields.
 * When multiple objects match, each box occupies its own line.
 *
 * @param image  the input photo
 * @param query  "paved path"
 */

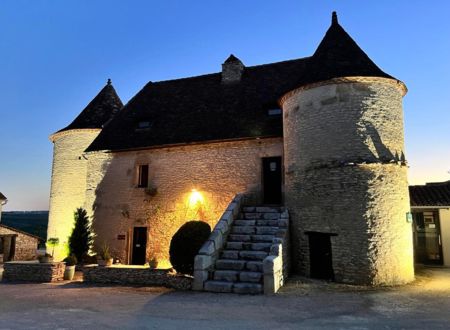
xmin=0 ymin=267 xmax=450 ymax=329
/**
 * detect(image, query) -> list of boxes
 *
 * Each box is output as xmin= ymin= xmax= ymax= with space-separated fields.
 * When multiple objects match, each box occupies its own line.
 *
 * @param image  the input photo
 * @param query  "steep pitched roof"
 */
xmin=58 ymin=80 xmax=123 ymax=133
xmin=0 ymin=192 xmax=7 ymax=201
xmin=0 ymin=224 xmax=42 ymax=241
xmin=409 ymin=181 xmax=450 ymax=207
xmin=86 ymin=12 xmax=398 ymax=152
xmin=297 ymin=12 xmax=394 ymax=86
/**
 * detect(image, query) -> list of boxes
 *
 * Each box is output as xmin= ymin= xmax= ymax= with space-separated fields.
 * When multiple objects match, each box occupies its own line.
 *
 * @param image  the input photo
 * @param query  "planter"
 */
xmin=38 ymin=256 xmax=54 ymax=263
xmin=97 ymin=258 xmax=113 ymax=267
xmin=64 ymin=265 xmax=75 ymax=280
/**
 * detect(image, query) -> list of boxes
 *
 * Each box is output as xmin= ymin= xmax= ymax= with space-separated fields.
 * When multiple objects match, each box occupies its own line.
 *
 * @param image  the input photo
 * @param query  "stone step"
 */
xmin=234 ymin=220 xmax=256 ymax=226
xmin=231 ymin=226 xmax=256 ymax=234
xmin=204 ymin=280 xmax=233 ymax=293
xmin=243 ymin=212 xmax=280 ymax=220
xmin=242 ymin=206 xmax=283 ymax=213
xmin=251 ymin=234 xmax=275 ymax=242
xmin=215 ymin=259 xmax=246 ymax=270
xmin=256 ymin=220 xmax=279 ymax=226
xmin=228 ymin=234 xmax=274 ymax=243
xmin=239 ymin=250 xmax=268 ymax=261
xmin=226 ymin=242 xmax=272 ymax=251
xmin=239 ymin=271 xmax=263 ymax=283
xmin=221 ymin=250 xmax=240 ymax=259
xmin=255 ymin=226 xmax=279 ymax=235
xmin=213 ymin=270 xmax=238 ymax=282
xmin=246 ymin=261 xmax=263 ymax=272
xmin=233 ymin=282 xmax=263 ymax=294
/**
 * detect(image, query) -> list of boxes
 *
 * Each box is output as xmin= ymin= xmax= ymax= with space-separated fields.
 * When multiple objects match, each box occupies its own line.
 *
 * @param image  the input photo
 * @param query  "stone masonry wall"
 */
xmin=3 ymin=261 xmax=65 ymax=282
xmin=282 ymin=78 xmax=414 ymax=285
xmin=84 ymin=138 xmax=283 ymax=267
xmin=47 ymin=129 xmax=101 ymax=261
xmin=0 ymin=225 xmax=39 ymax=261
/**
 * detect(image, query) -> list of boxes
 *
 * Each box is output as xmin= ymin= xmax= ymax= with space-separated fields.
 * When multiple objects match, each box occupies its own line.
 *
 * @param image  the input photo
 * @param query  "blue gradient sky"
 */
xmin=0 ymin=1 xmax=449 ymax=210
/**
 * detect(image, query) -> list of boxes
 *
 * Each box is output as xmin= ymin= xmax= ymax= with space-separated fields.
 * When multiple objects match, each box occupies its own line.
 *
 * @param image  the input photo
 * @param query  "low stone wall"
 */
xmin=193 ymin=194 xmax=243 ymax=290
xmin=263 ymin=209 xmax=290 ymax=294
xmin=2 ymin=261 xmax=65 ymax=282
xmin=83 ymin=265 xmax=192 ymax=290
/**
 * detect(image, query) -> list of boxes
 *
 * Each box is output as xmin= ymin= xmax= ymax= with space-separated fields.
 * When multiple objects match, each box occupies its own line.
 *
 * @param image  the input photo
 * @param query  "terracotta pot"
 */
xmin=64 ymin=265 xmax=75 ymax=280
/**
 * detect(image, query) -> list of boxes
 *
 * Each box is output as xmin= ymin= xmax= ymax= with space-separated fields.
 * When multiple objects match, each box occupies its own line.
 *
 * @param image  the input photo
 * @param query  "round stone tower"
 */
xmin=47 ymin=80 xmax=122 ymax=260
xmin=281 ymin=13 xmax=414 ymax=285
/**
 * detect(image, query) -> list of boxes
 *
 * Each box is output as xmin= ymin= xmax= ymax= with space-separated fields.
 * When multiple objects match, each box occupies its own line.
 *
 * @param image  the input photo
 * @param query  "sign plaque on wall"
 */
xmin=117 ymin=234 xmax=126 ymax=240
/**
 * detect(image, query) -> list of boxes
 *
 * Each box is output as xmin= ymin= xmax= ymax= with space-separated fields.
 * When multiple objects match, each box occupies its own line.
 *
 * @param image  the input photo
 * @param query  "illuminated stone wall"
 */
xmin=282 ymin=78 xmax=414 ymax=285
xmin=47 ymin=129 xmax=101 ymax=261
xmin=84 ymin=138 xmax=283 ymax=267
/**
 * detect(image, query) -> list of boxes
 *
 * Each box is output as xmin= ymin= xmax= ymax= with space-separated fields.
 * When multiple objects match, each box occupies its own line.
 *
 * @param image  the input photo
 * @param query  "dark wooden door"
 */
xmin=132 ymin=227 xmax=147 ymax=265
xmin=308 ymin=232 xmax=334 ymax=280
xmin=262 ymin=157 xmax=282 ymax=204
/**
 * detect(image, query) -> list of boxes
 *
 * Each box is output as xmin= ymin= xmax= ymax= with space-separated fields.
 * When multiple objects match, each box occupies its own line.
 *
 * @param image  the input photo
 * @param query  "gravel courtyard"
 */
xmin=0 ymin=266 xmax=450 ymax=329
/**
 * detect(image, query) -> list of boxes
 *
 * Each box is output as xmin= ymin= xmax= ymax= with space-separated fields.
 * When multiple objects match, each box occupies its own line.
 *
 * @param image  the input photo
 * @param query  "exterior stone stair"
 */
xmin=203 ymin=206 xmax=284 ymax=294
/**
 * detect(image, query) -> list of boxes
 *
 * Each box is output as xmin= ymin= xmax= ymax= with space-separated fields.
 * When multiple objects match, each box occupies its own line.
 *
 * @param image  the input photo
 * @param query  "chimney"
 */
xmin=222 ymin=54 xmax=244 ymax=84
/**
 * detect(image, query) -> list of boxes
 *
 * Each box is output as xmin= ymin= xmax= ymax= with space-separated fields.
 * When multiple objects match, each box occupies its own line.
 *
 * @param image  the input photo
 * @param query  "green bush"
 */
xmin=63 ymin=254 xmax=78 ymax=266
xmin=68 ymin=208 xmax=94 ymax=262
xmin=169 ymin=221 xmax=211 ymax=274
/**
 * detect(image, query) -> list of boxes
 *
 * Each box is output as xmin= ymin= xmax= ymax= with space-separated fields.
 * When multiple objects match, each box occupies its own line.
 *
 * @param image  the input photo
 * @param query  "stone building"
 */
xmin=48 ymin=13 xmax=414 ymax=285
xmin=409 ymin=181 xmax=450 ymax=267
xmin=0 ymin=194 xmax=41 ymax=262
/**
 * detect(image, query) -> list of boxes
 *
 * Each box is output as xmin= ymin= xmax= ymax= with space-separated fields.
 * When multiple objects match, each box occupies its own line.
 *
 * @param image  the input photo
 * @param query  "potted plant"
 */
xmin=97 ymin=243 xmax=113 ymax=266
xmin=39 ymin=237 xmax=59 ymax=263
xmin=149 ymin=257 xmax=158 ymax=269
xmin=63 ymin=254 xmax=78 ymax=280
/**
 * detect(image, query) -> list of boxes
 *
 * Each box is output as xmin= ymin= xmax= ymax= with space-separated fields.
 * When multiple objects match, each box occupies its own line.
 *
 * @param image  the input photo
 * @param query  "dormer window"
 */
xmin=268 ymin=109 xmax=282 ymax=116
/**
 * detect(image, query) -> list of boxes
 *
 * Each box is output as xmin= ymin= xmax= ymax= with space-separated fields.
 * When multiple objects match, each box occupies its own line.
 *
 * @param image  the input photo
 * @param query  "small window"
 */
xmin=137 ymin=165 xmax=149 ymax=188
xmin=268 ymin=108 xmax=282 ymax=116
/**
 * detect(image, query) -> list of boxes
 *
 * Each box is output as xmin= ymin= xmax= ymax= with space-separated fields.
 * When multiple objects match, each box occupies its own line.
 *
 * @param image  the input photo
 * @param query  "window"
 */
xmin=137 ymin=165 xmax=149 ymax=188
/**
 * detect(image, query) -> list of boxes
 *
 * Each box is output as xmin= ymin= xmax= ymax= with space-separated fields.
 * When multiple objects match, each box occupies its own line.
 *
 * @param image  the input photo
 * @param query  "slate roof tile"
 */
xmin=84 ymin=12 xmax=398 ymax=152
xmin=409 ymin=181 xmax=450 ymax=207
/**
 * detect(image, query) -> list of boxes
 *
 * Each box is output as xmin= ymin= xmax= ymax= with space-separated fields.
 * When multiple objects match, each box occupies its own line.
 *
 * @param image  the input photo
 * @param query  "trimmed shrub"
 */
xmin=68 ymin=208 xmax=94 ymax=262
xmin=169 ymin=221 xmax=211 ymax=274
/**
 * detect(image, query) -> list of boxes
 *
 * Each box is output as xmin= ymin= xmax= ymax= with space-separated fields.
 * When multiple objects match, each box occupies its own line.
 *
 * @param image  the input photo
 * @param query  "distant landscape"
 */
xmin=1 ymin=211 xmax=48 ymax=240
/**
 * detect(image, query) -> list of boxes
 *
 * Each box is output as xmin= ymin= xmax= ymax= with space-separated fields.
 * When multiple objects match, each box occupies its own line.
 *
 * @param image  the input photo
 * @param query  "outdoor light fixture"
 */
xmin=188 ymin=189 xmax=204 ymax=207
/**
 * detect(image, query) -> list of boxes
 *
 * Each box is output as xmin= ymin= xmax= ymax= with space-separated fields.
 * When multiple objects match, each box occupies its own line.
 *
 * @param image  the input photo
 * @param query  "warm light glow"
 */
xmin=188 ymin=189 xmax=204 ymax=207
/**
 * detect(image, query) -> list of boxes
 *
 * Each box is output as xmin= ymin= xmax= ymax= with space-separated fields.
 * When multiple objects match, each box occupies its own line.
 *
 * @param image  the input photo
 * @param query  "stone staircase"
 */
xmin=203 ymin=206 xmax=284 ymax=294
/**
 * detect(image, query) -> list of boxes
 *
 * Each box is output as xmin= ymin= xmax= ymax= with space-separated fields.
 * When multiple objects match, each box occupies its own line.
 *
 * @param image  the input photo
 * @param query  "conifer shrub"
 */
xmin=169 ymin=221 xmax=211 ymax=274
xmin=68 ymin=208 xmax=94 ymax=263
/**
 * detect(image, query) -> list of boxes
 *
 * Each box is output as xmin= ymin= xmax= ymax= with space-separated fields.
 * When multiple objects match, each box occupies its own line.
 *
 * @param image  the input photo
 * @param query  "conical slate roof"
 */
xmin=0 ymin=192 xmax=7 ymax=201
xmin=298 ymin=12 xmax=393 ymax=86
xmin=85 ymin=13 xmax=400 ymax=152
xmin=58 ymin=80 xmax=123 ymax=133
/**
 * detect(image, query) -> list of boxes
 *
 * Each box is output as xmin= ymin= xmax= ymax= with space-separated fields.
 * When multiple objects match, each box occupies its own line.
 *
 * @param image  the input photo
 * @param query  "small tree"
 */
xmin=46 ymin=237 xmax=59 ymax=257
xmin=68 ymin=208 xmax=94 ymax=262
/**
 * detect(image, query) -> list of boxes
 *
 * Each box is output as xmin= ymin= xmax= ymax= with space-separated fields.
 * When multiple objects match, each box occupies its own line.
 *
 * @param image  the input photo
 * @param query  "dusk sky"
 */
xmin=0 ymin=1 xmax=449 ymax=211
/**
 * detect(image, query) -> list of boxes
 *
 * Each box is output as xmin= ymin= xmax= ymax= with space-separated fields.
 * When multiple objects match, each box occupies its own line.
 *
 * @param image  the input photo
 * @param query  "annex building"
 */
xmin=47 ymin=13 xmax=414 ymax=286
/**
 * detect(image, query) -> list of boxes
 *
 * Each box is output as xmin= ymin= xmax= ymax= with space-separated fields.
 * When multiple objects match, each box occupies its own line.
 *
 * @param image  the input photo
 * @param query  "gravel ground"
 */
xmin=0 ymin=266 xmax=449 ymax=329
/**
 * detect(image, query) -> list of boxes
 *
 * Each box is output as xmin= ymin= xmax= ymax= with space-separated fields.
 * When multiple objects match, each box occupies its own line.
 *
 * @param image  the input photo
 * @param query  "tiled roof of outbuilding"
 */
xmin=409 ymin=181 xmax=450 ymax=207
xmin=85 ymin=12 xmax=398 ymax=152
xmin=57 ymin=80 xmax=123 ymax=133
